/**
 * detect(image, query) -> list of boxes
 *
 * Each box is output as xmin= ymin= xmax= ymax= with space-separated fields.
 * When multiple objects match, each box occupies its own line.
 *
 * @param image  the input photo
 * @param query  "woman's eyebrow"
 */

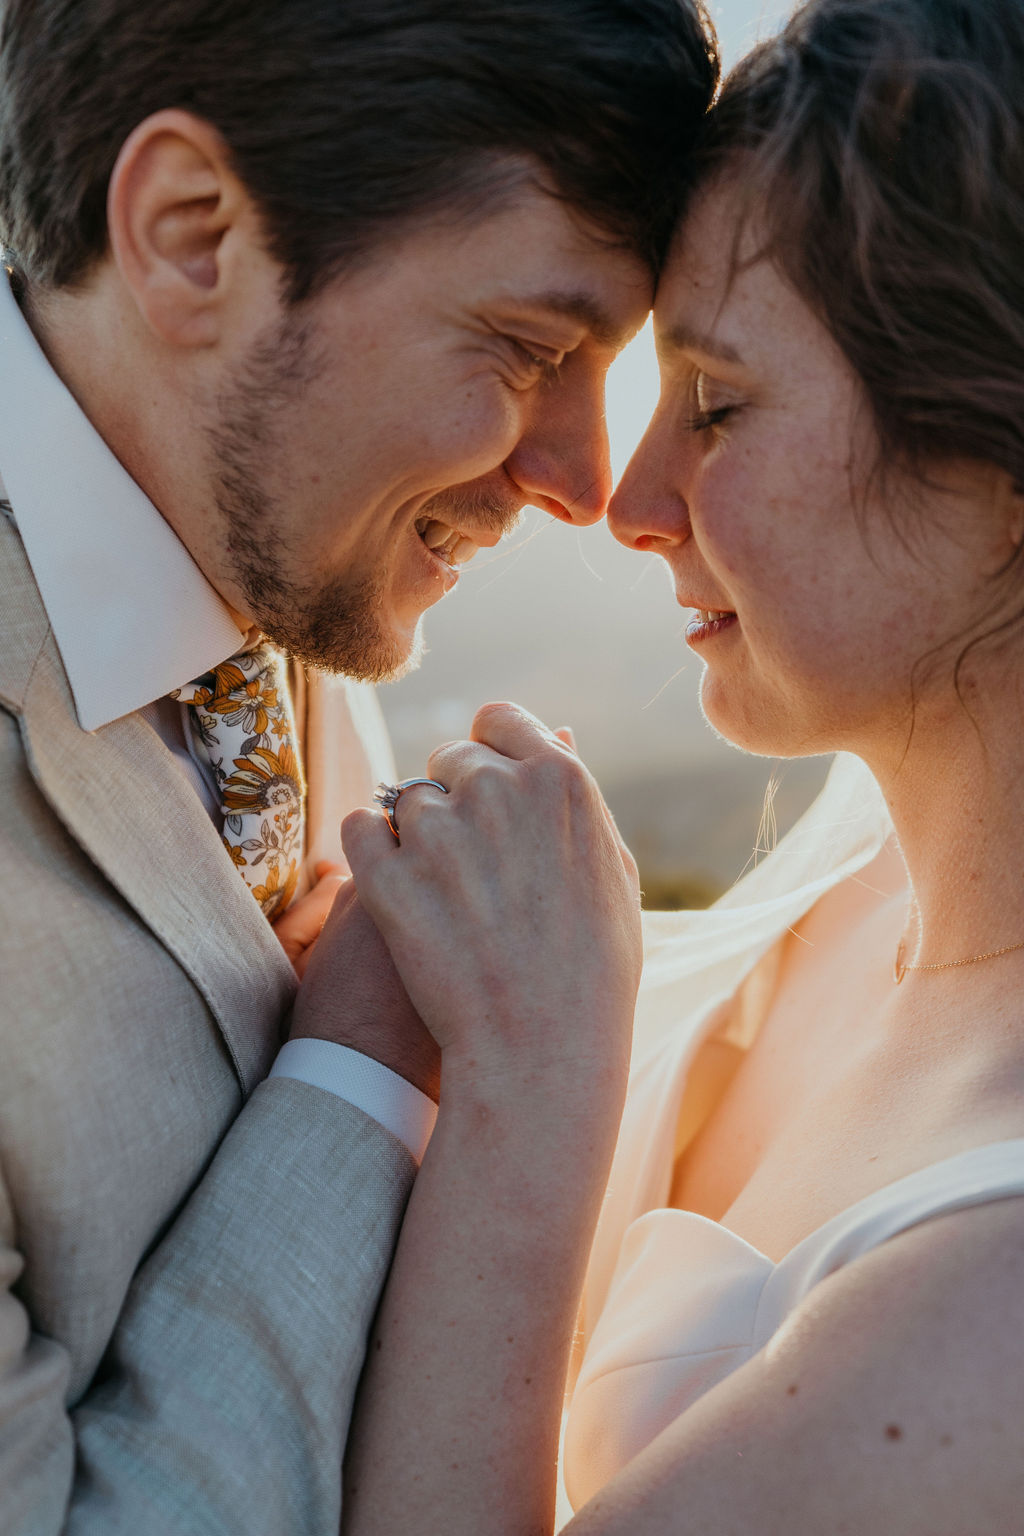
xmin=655 ymin=323 xmax=744 ymax=365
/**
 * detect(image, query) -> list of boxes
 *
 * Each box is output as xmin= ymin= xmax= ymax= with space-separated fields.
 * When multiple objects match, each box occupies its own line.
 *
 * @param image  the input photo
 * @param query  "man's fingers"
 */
xmin=324 ymin=872 xmax=359 ymax=923
xmin=554 ymin=725 xmax=578 ymax=753
xmin=313 ymin=858 xmax=347 ymax=883
xmin=273 ymin=868 xmax=350 ymax=976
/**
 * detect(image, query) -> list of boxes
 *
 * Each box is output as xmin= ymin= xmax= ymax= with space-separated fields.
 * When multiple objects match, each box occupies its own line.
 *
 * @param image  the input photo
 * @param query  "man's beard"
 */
xmin=205 ymin=316 xmax=520 ymax=681
xmin=204 ymin=316 xmax=414 ymax=681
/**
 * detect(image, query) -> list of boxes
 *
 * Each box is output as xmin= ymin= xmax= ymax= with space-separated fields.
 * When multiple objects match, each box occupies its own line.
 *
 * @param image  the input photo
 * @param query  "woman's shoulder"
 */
xmin=758 ymin=1192 xmax=1024 ymax=1487
xmin=574 ymin=1195 xmax=1024 ymax=1536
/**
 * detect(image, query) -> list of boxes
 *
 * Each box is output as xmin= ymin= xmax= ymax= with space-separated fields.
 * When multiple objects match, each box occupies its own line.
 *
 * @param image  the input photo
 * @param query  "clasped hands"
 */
xmin=279 ymin=703 xmax=644 ymax=1107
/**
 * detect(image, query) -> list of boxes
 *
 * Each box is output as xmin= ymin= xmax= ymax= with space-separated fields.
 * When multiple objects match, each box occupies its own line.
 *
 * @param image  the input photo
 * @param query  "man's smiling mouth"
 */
xmin=415 ymin=515 xmax=483 ymax=567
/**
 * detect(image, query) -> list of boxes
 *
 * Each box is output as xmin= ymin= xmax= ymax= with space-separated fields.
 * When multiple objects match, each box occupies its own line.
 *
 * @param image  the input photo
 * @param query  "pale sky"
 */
xmin=712 ymin=0 xmax=794 ymax=72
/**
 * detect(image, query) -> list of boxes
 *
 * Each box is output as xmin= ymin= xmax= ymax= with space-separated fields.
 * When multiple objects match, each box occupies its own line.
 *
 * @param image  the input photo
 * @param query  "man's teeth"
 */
xmin=697 ymin=608 xmax=731 ymax=623
xmin=419 ymin=518 xmax=452 ymax=550
xmin=418 ymin=518 xmax=478 ymax=566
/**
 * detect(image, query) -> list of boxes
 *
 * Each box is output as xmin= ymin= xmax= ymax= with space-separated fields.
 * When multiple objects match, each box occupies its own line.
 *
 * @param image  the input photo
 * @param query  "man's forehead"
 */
xmin=519 ymin=290 xmax=642 ymax=348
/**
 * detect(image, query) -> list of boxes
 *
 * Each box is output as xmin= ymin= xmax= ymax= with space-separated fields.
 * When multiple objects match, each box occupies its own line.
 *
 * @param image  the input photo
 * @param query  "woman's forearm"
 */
xmin=338 ymin=706 xmax=643 ymax=1533
xmin=341 ymin=1051 xmax=629 ymax=1536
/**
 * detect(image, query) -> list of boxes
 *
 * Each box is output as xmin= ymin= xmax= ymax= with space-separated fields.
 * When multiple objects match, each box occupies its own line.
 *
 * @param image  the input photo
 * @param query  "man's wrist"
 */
xmin=288 ymin=1013 xmax=441 ymax=1102
xmin=271 ymin=1037 xmax=438 ymax=1162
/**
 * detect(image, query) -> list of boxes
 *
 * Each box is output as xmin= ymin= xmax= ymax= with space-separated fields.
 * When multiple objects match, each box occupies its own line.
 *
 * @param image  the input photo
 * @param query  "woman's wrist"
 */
xmin=435 ymin=1033 xmax=631 ymax=1163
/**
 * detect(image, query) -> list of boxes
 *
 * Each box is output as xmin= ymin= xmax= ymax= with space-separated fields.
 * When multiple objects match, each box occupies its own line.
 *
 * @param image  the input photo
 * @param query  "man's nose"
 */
xmin=607 ymin=417 xmax=691 ymax=553
xmin=503 ymin=371 xmax=612 ymax=526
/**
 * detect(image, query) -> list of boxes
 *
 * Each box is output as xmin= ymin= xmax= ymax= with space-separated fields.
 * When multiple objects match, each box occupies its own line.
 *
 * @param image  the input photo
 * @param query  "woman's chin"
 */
xmin=698 ymin=684 xmax=823 ymax=762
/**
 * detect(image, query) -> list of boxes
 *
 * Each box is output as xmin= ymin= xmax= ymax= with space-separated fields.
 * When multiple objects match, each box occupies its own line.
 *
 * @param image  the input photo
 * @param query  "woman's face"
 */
xmin=608 ymin=181 xmax=1020 ymax=765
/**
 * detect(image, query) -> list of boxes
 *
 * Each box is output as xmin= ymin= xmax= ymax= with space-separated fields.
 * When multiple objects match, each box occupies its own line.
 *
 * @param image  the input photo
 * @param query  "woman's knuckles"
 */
xmin=426 ymin=737 xmax=489 ymax=784
xmin=471 ymin=700 xmax=550 ymax=752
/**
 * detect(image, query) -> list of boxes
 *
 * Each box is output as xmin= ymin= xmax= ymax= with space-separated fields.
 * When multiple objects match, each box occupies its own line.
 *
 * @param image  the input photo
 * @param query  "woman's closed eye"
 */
xmin=683 ymin=369 xmax=741 ymax=434
xmin=687 ymin=403 xmax=737 ymax=433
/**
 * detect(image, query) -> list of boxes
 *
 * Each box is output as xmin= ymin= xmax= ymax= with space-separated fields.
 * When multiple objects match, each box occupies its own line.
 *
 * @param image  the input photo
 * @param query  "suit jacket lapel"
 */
xmin=2 ymin=522 xmax=296 ymax=1094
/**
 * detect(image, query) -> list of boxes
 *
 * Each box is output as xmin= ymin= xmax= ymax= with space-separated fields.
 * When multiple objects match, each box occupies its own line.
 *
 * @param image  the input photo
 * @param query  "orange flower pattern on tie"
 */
xmin=172 ymin=644 xmax=306 ymax=920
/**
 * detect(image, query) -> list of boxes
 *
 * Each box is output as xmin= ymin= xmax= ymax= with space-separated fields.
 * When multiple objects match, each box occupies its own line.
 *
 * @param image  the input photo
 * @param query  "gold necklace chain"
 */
xmin=893 ymin=934 xmax=1024 ymax=985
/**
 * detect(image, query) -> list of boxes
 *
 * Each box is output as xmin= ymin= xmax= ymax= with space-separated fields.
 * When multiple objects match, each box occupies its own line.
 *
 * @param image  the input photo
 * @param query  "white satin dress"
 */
xmin=561 ymin=754 xmax=1024 ymax=1513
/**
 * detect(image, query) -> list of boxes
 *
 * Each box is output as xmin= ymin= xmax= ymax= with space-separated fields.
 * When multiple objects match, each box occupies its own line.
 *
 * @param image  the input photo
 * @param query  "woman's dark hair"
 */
xmin=700 ymin=0 xmax=1024 ymax=493
xmin=0 ymin=0 xmax=718 ymax=300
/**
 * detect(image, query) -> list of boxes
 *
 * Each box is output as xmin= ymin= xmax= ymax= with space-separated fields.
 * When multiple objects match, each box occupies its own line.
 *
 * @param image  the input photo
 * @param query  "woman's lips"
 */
xmin=685 ymin=608 xmax=738 ymax=644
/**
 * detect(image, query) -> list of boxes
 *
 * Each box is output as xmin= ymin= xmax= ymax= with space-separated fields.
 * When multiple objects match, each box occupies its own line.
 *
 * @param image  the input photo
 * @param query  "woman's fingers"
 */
xmin=389 ymin=709 xmax=574 ymax=820
xmin=342 ymin=804 xmax=400 ymax=868
xmin=548 ymin=725 xmax=634 ymax=879
xmin=470 ymin=700 xmax=568 ymax=760
xmin=424 ymin=736 xmax=497 ymax=790
xmin=351 ymin=708 xmax=606 ymax=874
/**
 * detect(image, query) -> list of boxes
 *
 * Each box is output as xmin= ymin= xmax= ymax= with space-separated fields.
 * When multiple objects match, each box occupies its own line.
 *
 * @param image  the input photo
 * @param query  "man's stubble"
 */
xmin=204 ymin=314 xmax=416 ymax=682
xmin=205 ymin=312 xmax=521 ymax=681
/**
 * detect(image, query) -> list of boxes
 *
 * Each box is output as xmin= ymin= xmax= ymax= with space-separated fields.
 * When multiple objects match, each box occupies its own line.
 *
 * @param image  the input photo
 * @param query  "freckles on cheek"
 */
xmin=704 ymin=486 xmax=763 ymax=579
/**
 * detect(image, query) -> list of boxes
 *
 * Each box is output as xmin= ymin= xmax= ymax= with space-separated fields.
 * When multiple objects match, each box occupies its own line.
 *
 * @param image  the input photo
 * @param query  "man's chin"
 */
xmin=356 ymin=622 xmax=426 ymax=685
xmin=259 ymin=609 xmax=426 ymax=684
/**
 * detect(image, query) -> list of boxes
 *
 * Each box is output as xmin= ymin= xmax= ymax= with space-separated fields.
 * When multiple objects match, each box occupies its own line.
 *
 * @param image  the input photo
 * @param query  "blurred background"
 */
xmin=379 ymin=0 xmax=831 ymax=908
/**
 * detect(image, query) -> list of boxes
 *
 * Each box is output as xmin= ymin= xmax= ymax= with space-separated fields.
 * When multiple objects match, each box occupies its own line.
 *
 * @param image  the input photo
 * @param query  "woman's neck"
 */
xmin=868 ymin=682 xmax=1024 ymax=971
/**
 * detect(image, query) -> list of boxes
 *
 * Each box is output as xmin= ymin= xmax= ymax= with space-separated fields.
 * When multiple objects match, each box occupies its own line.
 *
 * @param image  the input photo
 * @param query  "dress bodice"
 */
xmin=563 ymin=1140 xmax=1024 ymax=1508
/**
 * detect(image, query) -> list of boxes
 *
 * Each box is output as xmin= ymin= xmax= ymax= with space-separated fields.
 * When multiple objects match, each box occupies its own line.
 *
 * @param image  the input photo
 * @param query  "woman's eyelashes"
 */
xmin=685 ymin=373 xmax=740 ymax=434
xmin=687 ymin=404 xmax=736 ymax=433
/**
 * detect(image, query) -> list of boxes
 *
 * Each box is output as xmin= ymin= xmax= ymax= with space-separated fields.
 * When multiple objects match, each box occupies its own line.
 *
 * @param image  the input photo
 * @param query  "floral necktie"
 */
xmin=172 ymin=643 xmax=306 ymax=920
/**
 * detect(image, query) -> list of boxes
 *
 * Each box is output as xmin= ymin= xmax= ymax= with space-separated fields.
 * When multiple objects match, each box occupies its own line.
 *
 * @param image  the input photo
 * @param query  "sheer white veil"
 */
xmin=569 ymin=752 xmax=894 ymax=1386
xmin=633 ymin=751 xmax=893 ymax=1066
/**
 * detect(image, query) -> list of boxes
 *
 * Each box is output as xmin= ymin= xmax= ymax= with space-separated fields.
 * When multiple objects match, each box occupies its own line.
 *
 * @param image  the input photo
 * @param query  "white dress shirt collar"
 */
xmin=0 ymin=270 xmax=244 ymax=730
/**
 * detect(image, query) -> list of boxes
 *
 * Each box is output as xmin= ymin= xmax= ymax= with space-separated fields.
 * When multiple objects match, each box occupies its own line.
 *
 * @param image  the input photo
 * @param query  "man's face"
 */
xmin=202 ymin=186 xmax=652 ymax=679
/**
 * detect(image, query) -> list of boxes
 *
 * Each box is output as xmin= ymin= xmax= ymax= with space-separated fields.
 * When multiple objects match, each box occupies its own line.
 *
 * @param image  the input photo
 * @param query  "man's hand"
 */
xmin=272 ymin=859 xmax=348 ymax=978
xmin=289 ymin=877 xmax=441 ymax=1102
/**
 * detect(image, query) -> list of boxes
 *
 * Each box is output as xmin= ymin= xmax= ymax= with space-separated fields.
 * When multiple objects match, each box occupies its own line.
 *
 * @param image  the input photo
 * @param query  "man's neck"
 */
xmin=22 ymin=267 xmax=252 ymax=639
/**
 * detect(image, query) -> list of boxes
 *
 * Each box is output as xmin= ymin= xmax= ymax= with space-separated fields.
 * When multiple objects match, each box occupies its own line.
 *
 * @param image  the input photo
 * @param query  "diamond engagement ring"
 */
xmin=373 ymin=777 xmax=450 ymax=840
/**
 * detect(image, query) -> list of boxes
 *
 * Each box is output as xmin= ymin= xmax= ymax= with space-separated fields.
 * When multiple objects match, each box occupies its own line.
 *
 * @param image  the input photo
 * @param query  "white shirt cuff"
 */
xmin=269 ymin=1037 xmax=437 ymax=1163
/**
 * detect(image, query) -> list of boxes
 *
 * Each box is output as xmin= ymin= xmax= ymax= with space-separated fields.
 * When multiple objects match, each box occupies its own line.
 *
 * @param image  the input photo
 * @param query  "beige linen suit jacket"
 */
xmin=0 ymin=513 xmax=416 ymax=1534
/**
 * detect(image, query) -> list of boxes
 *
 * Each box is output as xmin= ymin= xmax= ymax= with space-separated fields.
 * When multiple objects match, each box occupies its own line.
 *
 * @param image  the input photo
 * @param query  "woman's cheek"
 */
xmin=693 ymin=466 xmax=756 ymax=575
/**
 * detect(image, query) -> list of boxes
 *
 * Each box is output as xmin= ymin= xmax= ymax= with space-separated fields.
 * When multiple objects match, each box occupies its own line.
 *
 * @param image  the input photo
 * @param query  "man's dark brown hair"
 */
xmin=0 ymin=0 xmax=718 ymax=301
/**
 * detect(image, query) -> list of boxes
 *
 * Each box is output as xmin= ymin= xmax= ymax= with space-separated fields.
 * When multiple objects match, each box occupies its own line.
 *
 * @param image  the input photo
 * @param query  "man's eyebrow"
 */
xmin=516 ymin=291 xmax=636 ymax=350
xmin=655 ymin=324 xmax=744 ymax=366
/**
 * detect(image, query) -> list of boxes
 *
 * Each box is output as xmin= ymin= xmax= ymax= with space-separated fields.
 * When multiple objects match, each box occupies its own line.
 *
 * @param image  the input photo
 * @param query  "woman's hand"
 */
xmin=341 ymin=702 xmax=643 ymax=1098
xmin=340 ymin=706 xmax=642 ymax=1536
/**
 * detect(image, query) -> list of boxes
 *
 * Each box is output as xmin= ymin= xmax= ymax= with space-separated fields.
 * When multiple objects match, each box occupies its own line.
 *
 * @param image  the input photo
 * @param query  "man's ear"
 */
xmin=106 ymin=109 xmax=261 ymax=348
